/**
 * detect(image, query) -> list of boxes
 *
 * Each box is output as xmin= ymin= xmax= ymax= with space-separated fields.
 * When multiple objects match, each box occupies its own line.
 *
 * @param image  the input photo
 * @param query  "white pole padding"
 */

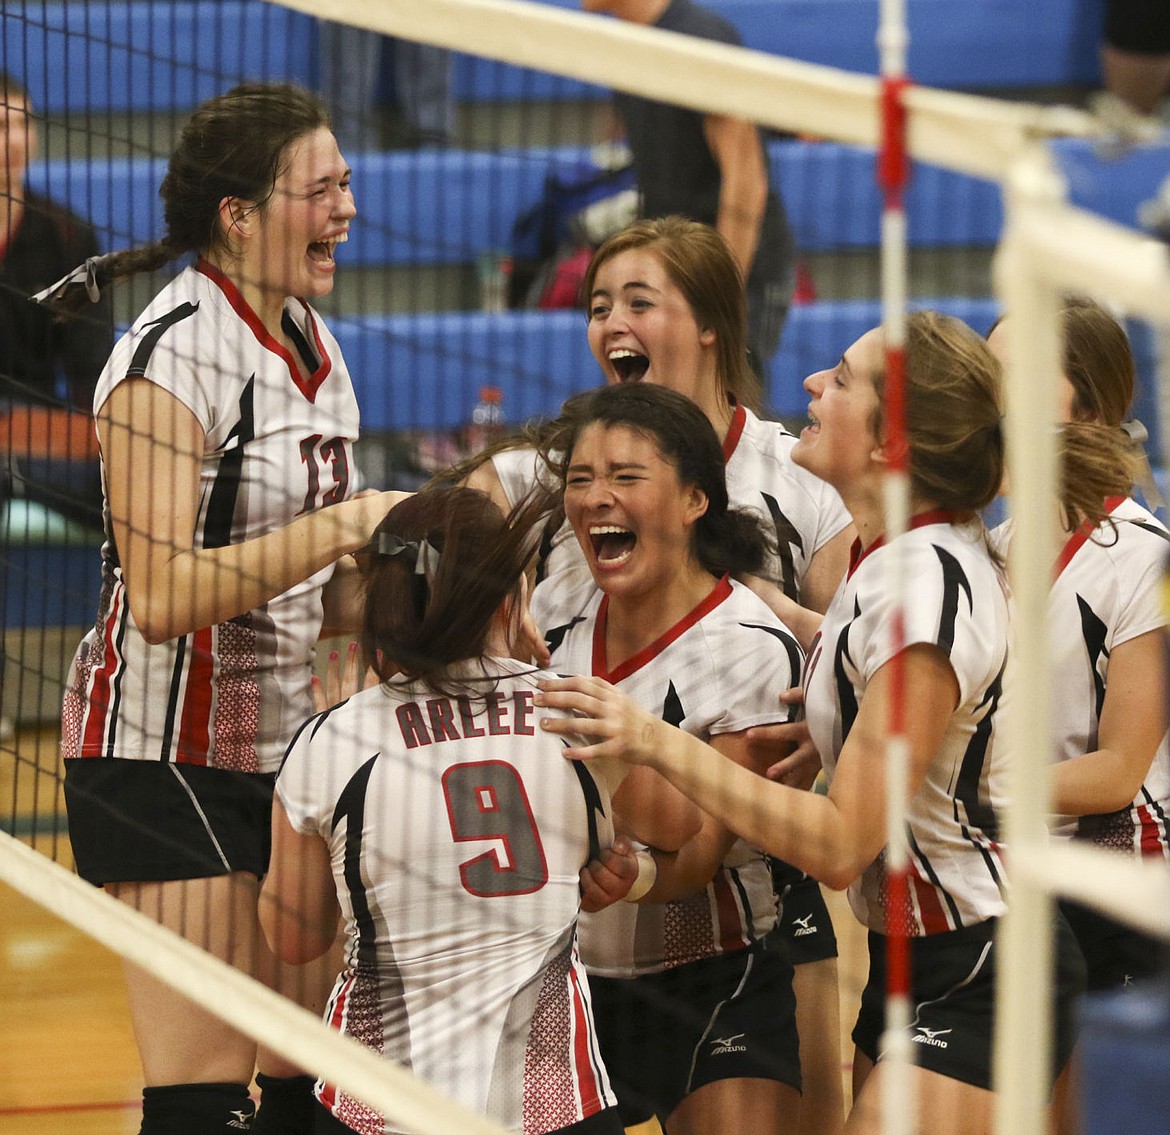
xmin=991 ymin=144 xmax=1067 ymax=1135
xmin=1010 ymin=197 xmax=1170 ymax=324
xmin=1014 ymin=840 xmax=1170 ymax=941
xmin=0 ymin=832 xmax=512 ymax=1135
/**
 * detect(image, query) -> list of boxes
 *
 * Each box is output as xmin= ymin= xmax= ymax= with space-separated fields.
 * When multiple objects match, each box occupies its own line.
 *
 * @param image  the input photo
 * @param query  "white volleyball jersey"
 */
xmin=61 ymin=261 xmax=360 ymax=773
xmin=493 ymin=402 xmax=851 ymax=600
xmin=276 ymin=659 xmax=617 ymax=1135
xmin=804 ymin=515 xmax=1010 ymax=935
xmin=1000 ymin=497 xmax=1170 ymax=858
xmin=534 ymin=573 xmax=801 ymax=977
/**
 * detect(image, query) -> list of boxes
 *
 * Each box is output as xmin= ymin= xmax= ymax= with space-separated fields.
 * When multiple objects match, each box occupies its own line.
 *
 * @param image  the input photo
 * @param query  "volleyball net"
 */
xmin=2 ymin=0 xmax=1169 ymax=1131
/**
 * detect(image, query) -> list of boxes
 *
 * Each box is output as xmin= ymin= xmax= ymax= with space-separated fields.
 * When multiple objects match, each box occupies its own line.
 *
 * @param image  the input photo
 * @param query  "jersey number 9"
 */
xmin=442 ymin=760 xmax=549 ymax=897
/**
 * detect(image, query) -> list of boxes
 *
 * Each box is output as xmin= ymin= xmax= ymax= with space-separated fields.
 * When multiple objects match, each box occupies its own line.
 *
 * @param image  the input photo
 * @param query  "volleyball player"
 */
xmin=43 ymin=84 xmax=404 ymax=1135
xmin=261 ymin=487 xmax=626 ymax=1135
xmin=537 ymin=313 xmax=1088 ymax=1135
xmin=529 ymin=383 xmax=805 ymax=1135
xmin=990 ymin=298 xmax=1169 ymax=988
xmin=468 ymin=217 xmax=852 ymax=1135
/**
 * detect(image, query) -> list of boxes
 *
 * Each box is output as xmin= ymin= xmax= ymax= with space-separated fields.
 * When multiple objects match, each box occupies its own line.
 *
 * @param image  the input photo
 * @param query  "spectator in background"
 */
xmin=0 ymin=71 xmax=112 ymax=409
xmin=581 ymin=0 xmax=796 ymax=387
xmin=1 ymin=70 xmax=113 ymax=741
xmin=1101 ymin=0 xmax=1170 ymax=116
xmin=318 ymin=23 xmax=455 ymax=150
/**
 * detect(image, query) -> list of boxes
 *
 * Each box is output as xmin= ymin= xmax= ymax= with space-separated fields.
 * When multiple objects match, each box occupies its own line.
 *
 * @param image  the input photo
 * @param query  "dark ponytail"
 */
xmin=40 ymin=82 xmax=329 ymax=314
xmin=360 ymin=487 xmax=546 ymax=697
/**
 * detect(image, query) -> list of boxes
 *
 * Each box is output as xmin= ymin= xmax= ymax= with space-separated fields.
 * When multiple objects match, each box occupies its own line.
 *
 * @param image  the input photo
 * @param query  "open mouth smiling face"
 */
xmin=589 ymin=523 xmax=638 ymax=567
xmin=307 ymin=231 xmax=348 ymax=268
xmin=608 ymin=347 xmax=650 ymax=383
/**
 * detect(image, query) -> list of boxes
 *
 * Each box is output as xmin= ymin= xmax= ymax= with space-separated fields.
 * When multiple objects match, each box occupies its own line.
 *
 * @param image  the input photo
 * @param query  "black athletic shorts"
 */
xmin=1105 ymin=0 xmax=1170 ymax=54
xmin=771 ymin=859 xmax=839 ymax=965
xmin=1060 ymin=897 xmax=1170 ymax=991
xmin=853 ymin=915 xmax=1086 ymax=1090
xmin=64 ymin=756 xmax=276 ymax=885
xmin=588 ymin=941 xmax=801 ymax=1127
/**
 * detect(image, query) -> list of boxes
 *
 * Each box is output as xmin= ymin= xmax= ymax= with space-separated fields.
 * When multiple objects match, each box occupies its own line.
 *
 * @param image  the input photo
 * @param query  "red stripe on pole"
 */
xmin=879 ymin=75 xmax=911 ymax=205
xmin=878 ymin=65 xmax=914 ymax=997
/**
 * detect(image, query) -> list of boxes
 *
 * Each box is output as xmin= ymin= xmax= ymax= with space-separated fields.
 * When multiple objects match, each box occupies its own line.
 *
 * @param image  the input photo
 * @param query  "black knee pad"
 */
xmin=251 ymin=1073 xmax=319 ymax=1135
xmin=140 ymin=1082 xmax=255 ymax=1134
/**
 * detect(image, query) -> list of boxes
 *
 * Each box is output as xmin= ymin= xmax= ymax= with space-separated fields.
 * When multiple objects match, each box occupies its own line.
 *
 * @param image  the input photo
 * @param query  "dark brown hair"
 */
xmin=1061 ymin=295 xmax=1135 ymax=427
xmin=871 ymin=310 xmax=1005 ymax=513
xmin=360 ymin=487 xmax=545 ymax=695
xmin=46 ymin=83 xmax=330 ymax=312
xmin=989 ymin=296 xmax=1138 ymax=531
xmin=583 ymin=216 xmax=760 ymax=413
xmin=552 ymin=382 xmax=770 ymax=577
xmin=1058 ymin=297 xmax=1139 ymax=530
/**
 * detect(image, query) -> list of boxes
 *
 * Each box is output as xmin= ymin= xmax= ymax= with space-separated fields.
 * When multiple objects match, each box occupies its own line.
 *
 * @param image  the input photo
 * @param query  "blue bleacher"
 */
xmin=25 ymin=141 xmax=1005 ymax=259
xmin=532 ymin=0 xmax=1104 ymax=90
xmin=4 ymin=0 xmax=1103 ymax=118
xmin=337 ymin=297 xmax=1004 ymax=433
xmin=22 ymin=129 xmax=1167 ymax=434
xmin=1 ymin=502 xmax=102 ymax=629
xmin=30 ymin=135 xmax=1169 ymax=262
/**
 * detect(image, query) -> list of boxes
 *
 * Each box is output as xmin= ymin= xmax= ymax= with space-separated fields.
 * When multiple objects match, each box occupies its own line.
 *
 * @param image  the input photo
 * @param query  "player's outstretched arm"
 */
xmin=538 ymin=647 xmax=956 ymax=891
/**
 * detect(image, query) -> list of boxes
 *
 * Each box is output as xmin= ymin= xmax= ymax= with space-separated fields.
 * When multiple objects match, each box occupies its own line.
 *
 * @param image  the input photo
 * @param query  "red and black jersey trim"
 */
xmin=760 ymin=491 xmax=803 ymax=601
xmin=932 ymin=545 xmax=973 ymax=658
xmin=907 ymin=828 xmax=962 ymax=929
xmin=125 ymin=301 xmax=200 ymax=378
xmin=203 ymin=376 xmax=256 ymax=550
xmin=331 ymin=753 xmax=385 ymax=973
xmin=834 ymin=598 xmax=862 ymax=744
xmin=1076 ymin=595 xmax=1109 ymax=722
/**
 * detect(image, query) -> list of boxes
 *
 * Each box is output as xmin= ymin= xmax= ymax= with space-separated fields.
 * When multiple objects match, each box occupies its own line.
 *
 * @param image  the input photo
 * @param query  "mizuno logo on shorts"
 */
xmin=912 ymin=1027 xmax=952 ymax=1048
xmin=710 ymin=1033 xmax=748 ymax=1055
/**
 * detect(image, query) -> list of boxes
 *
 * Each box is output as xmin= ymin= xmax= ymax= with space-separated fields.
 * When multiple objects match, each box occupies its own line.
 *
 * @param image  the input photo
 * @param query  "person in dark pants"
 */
xmin=1101 ymin=0 xmax=1170 ymax=115
xmin=581 ymin=0 xmax=796 ymax=390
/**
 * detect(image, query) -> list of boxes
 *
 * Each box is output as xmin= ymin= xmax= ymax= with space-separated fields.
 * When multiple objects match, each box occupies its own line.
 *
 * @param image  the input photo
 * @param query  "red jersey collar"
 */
xmin=196 ymin=258 xmax=332 ymax=402
xmin=848 ymin=509 xmax=971 ymax=578
xmin=592 ymin=574 xmax=734 ymax=683
xmin=1054 ymin=496 xmax=1127 ymax=580
xmin=722 ymin=400 xmax=747 ymax=462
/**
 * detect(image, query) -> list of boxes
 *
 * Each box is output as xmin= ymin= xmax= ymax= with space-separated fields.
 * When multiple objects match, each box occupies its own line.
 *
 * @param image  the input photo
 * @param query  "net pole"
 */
xmin=991 ymin=147 xmax=1066 ymax=1135
xmin=876 ymin=3 xmax=915 ymax=1134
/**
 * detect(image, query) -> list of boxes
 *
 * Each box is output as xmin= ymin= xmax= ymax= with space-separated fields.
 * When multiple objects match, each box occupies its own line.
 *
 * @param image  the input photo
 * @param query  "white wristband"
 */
xmin=623 ymin=849 xmax=658 ymax=903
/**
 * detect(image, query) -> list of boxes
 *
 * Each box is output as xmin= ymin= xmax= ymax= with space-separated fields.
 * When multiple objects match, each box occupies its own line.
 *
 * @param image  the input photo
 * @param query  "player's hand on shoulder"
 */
xmin=535 ymin=675 xmax=661 ymax=767
xmin=746 ymin=685 xmax=822 ymax=789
